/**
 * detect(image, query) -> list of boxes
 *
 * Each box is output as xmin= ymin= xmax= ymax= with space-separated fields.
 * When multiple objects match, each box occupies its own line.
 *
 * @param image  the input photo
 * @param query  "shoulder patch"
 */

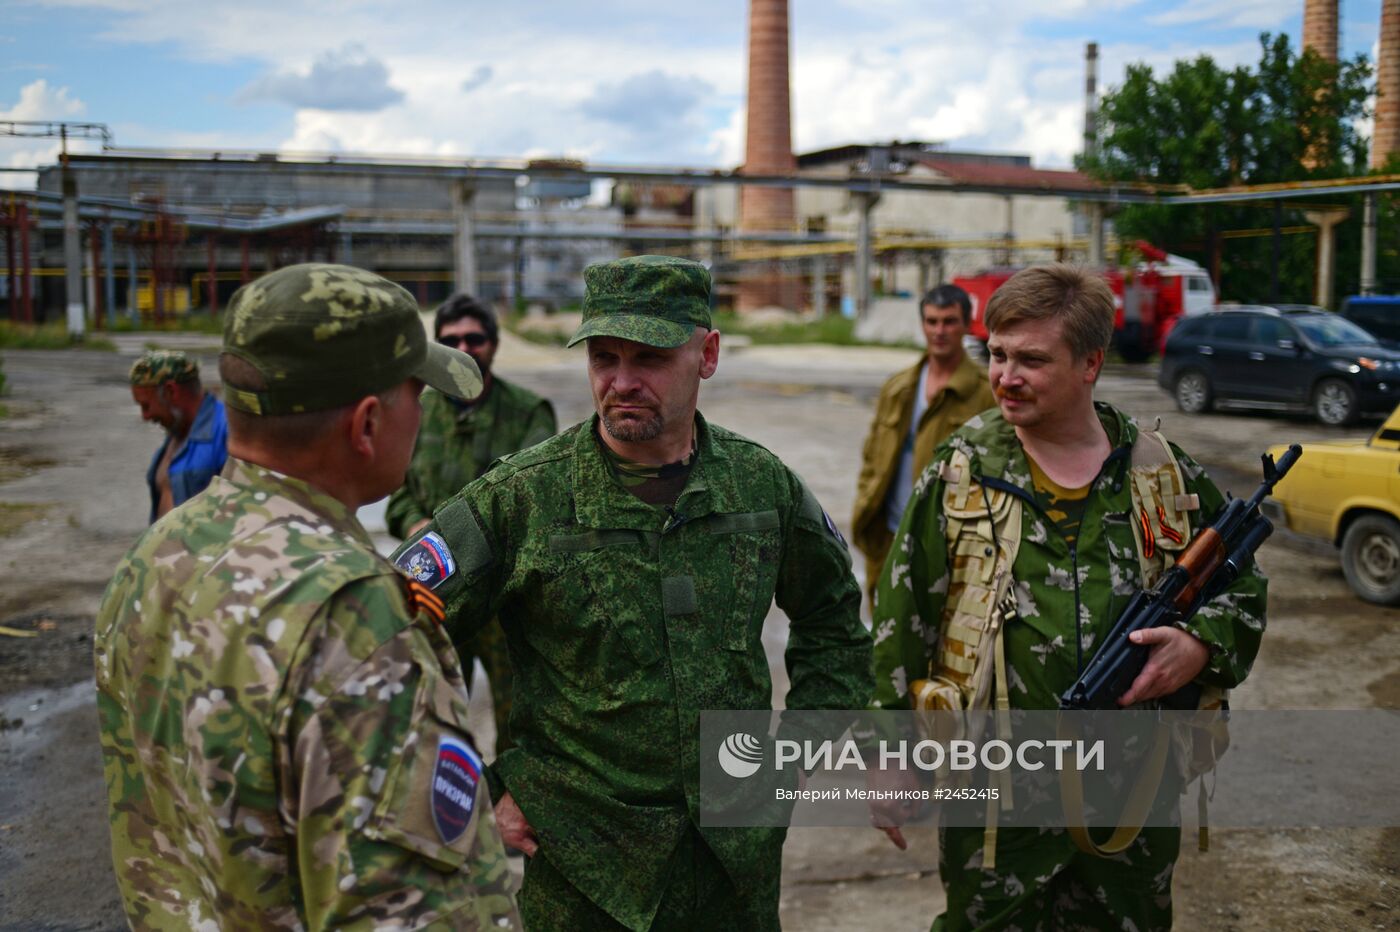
xmin=432 ymin=499 xmax=495 ymax=577
xmin=431 ymin=735 xmax=482 ymax=844
xmin=822 ymin=509 xmax=848 ymax=548
xmin=395 ymin=531 xmax=457 ymax=590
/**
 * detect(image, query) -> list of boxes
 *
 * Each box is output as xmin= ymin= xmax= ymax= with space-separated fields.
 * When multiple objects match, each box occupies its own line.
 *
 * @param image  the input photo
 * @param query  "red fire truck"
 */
xmin=953 ymin=243 xmax=1216 ymax=361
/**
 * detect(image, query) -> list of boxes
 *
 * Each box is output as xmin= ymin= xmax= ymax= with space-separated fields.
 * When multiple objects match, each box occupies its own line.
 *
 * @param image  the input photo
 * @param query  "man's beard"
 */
xmin=602 ymin=408 xmax=664 ymax=442
xmin=601 ymin=393 xmax=664 ymax=442
xmin=164 ymin=408 xmax=189 ymax=436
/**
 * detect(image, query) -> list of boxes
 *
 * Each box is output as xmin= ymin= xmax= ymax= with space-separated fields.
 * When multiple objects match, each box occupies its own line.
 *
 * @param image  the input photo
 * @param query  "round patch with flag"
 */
xmin=430 ymin=735 xmax=481 ymax=845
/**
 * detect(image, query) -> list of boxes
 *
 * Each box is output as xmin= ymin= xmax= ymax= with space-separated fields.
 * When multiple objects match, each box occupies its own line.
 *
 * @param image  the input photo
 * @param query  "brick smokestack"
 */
xmin=1083 ymin=42 xmax=1099 ymax=158
xmin=737 ymin=0 xmax=798 ymax=311
xmin=1303 ymin=0 xmax=1339 ymax=62
xmin=1374 ymin=0 xmax=1400 ymax=169
xmin=1301 ymin=0 xmax=1340 ymax=169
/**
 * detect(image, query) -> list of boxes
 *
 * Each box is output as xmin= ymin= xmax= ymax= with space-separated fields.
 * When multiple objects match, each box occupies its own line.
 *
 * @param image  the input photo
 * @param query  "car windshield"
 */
xmin=1293 ymin=315 xmax=1379 ymax=347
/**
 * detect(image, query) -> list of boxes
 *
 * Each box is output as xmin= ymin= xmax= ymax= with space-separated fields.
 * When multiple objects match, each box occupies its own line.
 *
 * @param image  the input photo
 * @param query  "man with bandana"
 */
xmin=394 ymin=255 xmax=872 ymax=930
xmin=127 ymin=350 xmax=228 ymax=522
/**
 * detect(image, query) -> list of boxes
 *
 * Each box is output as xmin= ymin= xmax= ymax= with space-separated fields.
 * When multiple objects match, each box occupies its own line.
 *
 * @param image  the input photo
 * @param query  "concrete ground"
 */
xmin=0 ymin=329 xmax=1396 ymax=930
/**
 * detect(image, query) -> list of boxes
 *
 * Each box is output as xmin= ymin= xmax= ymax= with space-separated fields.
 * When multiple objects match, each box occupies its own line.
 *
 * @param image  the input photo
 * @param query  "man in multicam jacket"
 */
xmin=393 ymin=255 xmax=872 ymax=930
xmin=95 ymin=263 xmax=520 ymax=930
xmin=386 ymin=293 xmax=555 ymax=752
xmin=869 ymin=265 xmax=1267 ymax=931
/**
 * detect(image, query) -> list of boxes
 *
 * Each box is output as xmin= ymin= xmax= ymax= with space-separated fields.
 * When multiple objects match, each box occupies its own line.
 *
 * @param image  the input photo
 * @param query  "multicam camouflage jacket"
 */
xmin=385 ymin=379 xmax=556 ymax=540
xmin=394 ymin=413 xmax=872 ymax=930
xmin=871 ymin=402 xmax=1267 ymax=713
xmin=94 ymin=459 xmax=519 ymax=931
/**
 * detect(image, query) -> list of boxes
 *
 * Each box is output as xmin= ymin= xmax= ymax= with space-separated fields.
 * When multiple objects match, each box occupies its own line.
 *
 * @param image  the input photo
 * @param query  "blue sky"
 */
xmin=0 ymin=1 xmax=1385 ymax=181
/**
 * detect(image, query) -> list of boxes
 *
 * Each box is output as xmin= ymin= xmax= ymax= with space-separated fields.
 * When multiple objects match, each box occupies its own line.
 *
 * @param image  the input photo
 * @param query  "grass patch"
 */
xmin=0 ymin=502 xmax=53 ymax=537
xmin=0 ymin=321 xmax=116 ymax=351
xmin=501 ymin=312 xmax=576 ymax=347
xmin=108 ymin=311 xmax=225 ymax=335
xmin=712 ymin=311 xmax=859 ymax=345
xmin=713 ymin=311 xmax=918 ymax=349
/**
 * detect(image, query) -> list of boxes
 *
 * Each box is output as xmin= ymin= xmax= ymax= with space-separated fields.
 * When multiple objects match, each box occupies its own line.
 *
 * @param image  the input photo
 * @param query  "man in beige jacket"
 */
xmin=852 ymin=284 xmax=996 ymax=606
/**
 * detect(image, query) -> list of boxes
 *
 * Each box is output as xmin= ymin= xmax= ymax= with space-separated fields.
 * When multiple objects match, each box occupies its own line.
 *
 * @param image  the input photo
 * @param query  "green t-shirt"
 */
xmin=596 ymin=431 xmax=696 ymax=508
xmin=1027 ymin=455 xmax=1091 ymax=547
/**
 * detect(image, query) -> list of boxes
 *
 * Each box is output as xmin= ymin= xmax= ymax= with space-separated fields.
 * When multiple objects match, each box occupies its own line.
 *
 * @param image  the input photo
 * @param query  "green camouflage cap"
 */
xmin=129 ymin=350 xmax=198 ymax=387
xmin=221 ymin=263 xmax=482 ymax=416
xmin=567 ymin=255 xmax=712 ymax=349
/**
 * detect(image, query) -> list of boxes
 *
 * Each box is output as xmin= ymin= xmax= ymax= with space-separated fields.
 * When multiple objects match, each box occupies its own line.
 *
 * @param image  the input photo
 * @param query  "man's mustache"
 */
xmin=603 ymin=391 xmax=658 ymax=409
xmin=994 ymin=384 xmax=1034 ymax=402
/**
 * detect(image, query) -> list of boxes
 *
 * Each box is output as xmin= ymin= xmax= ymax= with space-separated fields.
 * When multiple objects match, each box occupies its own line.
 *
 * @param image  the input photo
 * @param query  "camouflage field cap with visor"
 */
xmin=220 ymin=263 xmax=483 ymax=416
xmin=129 ymin=350 xmax=199 ymax=387
xmin=566 ymin=255 xmax=712 ymax=349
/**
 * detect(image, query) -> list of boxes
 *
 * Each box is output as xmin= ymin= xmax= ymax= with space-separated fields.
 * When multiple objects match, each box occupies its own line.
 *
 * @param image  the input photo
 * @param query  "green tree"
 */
xmin=1080 ymin=34 xmax=1373 ymax=304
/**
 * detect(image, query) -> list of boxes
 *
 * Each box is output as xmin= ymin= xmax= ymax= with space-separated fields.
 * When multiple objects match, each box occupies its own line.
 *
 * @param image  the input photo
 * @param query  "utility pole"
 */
xmin=0 ymin=121 xmax=112 ymax=336
xmin=61 ymin=128 xmax=85 ymax=338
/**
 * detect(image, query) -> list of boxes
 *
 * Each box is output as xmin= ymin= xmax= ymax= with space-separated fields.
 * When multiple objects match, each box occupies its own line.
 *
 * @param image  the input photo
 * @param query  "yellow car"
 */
xmin=1267 ymin=406 xmax=1400 ymax=605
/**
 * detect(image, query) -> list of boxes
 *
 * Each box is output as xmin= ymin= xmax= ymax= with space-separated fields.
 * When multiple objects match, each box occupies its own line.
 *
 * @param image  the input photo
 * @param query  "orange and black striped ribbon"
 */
xmin=407 ymin=580 xmax=446 ymax=626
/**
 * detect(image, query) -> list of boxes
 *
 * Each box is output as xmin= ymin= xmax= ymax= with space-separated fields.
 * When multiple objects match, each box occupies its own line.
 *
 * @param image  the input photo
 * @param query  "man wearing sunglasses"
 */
xmin=387 ymin=292 xmax=556 ymax=752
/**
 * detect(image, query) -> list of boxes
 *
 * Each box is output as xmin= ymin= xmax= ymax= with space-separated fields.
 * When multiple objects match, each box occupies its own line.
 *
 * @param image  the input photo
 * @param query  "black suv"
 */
xmin=1339 ymin=295 xmax=1400 ymax=347
xmin=1158 ymin=306 xmax=1400 ymax=425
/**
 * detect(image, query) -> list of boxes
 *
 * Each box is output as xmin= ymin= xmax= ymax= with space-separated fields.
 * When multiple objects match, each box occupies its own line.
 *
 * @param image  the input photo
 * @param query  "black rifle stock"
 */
xmin=1059 ymin=443 xmax=1302 ymax=711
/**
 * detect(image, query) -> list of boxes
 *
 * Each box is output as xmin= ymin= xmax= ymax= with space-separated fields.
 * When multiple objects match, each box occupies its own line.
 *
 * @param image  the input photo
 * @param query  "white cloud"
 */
xmin=0 ymin=80 xmax=95 ymax=187
xmin=240 ymin=44 xmax=404 ymax=112
xmin=1146 ymin=0 xmax=1294 ymax=30
xmin=14 ymin=0 xmax=1354 ymax=172
xmin=0 ymin=78 xmax=86 ymax=120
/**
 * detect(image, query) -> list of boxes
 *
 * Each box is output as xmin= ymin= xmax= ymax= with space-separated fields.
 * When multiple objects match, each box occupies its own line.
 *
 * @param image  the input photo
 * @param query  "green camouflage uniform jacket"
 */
xmin=385 ymin=379 xmax=556 ymax=540
xmin=871 ymin=403 xmax=1268 ymax=930
xmin=395 ymin=413 xmax=872 ymax=929
xmin=95 ymin=459 xmax=519 ymax=931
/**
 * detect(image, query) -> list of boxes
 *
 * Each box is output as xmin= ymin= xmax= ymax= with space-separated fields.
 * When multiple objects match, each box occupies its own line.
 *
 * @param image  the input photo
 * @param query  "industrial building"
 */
xmin=2 ymin=0 xmax=1396 ymax=328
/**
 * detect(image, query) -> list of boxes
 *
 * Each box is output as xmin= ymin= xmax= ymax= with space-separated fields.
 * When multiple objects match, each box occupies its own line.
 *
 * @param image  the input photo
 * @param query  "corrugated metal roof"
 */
xmin=916 ymin=157 xmax=1100 ymax=193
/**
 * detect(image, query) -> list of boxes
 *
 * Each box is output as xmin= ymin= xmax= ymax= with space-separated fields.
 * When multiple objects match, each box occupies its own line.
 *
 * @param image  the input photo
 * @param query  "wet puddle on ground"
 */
xmin=0 ymin=679 xmax=97 ymax=756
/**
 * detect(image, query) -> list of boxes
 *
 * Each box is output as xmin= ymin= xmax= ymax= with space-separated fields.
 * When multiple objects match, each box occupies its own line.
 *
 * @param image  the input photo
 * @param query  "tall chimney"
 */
xmin=1303 ymin=0 xmax=1340 ymax=62
xmin=1083 ymin=42 xmax=1099 ymax=157
xmin=737 ymin=0 xmax=797 ymax=311
xmin=1301 ymin=0 xmax=1340 ymax=169
xmin=1374 ymin=0 xmax=1400 ymax=169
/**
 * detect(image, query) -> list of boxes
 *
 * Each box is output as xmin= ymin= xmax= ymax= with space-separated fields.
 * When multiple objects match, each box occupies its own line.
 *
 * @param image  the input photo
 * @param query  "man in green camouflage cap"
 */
xmin=393 ymin=254 xmax=873 ymax=929
xmin=128 ymin=349 xmax=228 ymax=522
xmin=96 ymin=263 xmax=520 ymax=930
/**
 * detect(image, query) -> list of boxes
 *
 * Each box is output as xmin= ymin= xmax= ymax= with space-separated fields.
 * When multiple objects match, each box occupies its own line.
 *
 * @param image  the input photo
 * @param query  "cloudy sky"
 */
xmin=0 ymin=0 xmax=1384 ymax=182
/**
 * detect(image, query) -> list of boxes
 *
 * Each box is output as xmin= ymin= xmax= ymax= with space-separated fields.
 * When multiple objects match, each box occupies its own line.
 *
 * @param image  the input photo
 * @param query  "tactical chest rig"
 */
xmin=910 ymin=429 xmax=1227 ymax=868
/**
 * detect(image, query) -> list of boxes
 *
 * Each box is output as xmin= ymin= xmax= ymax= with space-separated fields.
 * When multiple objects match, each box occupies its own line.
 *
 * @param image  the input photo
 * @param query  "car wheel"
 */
xmin=1174 ymin=370 xmax=1213 ymax=414
xmin=1312 ymin=378 xmax=1359 ymax=426
xmin=1341 ymin=514 xmax=1400 ymax=605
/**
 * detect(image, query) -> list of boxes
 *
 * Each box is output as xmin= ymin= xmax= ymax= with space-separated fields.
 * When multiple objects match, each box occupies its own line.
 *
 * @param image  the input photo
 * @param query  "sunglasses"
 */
xmin=439 ymin=333 xmax=491 ymax=349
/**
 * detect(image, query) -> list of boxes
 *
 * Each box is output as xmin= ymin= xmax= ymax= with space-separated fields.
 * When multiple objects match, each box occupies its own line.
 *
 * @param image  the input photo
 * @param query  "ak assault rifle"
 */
xmin=1060 ymin=444 xmax=1302 ymax=711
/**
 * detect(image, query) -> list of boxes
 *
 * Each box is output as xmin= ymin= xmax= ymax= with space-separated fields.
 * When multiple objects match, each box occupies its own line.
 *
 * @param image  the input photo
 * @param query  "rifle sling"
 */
xmin=1057 ymin=714 xmax=1172 ymax=858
